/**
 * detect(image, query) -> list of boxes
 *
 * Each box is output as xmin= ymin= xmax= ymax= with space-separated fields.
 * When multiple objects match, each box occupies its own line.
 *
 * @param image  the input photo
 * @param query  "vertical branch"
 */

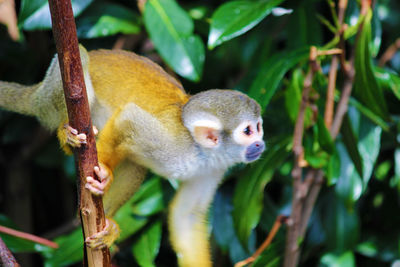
xmin=47 ymin=0 xmax=111 ymax=266
xmin=283 ymin=47 xmax=319 ymax=267
xmin=284 ymin=0 xmax=371 ymax=266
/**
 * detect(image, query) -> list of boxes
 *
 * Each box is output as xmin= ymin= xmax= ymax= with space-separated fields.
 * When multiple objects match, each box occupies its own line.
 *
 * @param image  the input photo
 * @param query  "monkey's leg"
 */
xmin=86 ymin=160 xmax=147 ymax=248
xmin=169 ymin=173 xmax=224 ymax=267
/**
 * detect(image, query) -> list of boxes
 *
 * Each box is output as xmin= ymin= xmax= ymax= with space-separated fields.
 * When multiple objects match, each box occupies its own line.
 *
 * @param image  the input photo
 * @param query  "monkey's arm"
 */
xmin=168 ymin=173 xmax=224 ymax=267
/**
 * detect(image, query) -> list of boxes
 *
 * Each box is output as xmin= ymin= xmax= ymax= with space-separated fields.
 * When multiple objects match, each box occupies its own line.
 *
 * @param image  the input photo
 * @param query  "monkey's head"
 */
xmin=182 ymin=90 xmax=265 ymax=166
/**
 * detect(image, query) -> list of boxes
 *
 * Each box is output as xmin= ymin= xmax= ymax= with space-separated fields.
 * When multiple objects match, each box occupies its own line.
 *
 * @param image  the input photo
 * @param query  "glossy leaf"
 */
xmin=320 ymin=251 xmax=356 ymax=267
xmin=18 ymin=0 xmax=93 ymax=30
xmin=132 ymin=220 xmax=162 ymax=267
xmin=248 ymin=47 xmax=309 ymax=112
xmin=232 ymin=136 xmax=291 ymax=246
xmin=144 ymin=0 xmax=205 ymax=81
xmin=76 ymin=2 xmax=140 ymax=38
xmin=131 ymin=177 xmax=166 ymax=216
xmin=354 ymin=10 xmax=389 ymax=121
xmin=348 ymin=97 xmax=389 ymax=131
xmin=336 ymin=109 xmax=381 ymax=204
xmin=335 ymin=143 xmax=363 ymax=206
xmin=208 ymin=0 xmax=285 ymax=49
xmin=374 ymin=66 xmax=400 ymax=100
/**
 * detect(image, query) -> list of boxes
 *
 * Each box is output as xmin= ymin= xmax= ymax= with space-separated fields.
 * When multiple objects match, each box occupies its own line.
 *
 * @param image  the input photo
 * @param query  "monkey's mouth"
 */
xmin=245 ymin=141 xmax=265 ymax=162
xmin=245 ymin=151 xmax=263 ymax=162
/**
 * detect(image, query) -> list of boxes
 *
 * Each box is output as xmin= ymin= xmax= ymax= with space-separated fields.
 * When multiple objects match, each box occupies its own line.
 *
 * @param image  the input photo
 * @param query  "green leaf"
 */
xmin=18 ymin=0 xmax=93 ymax=30
xmin=392 ymin=148 xmax=400 ymax=191
xmin=317 ymin=116 xmax=334 ymax=154
xmin=340 ymin=114 xmax=363 ymax=178
xmin=354 ymin=10 xmax=389 ymax=121
xmin=232 ymin=136 xmax=290 ymax=246
xmin=132 ymin=220 xmax=162 ymax=267
xmin=287 ymin=5 xmax=323 ymax=49
xmin=284 ymin=68 xmax=303 ymax=122
xmin=212 ymin=186 xmax=254 ymax=263
xmin=251 ymin=242 xmax=283 ymax=267
xmin=374 ymin=66 xmax=400 ymax=100
xmin=335 ymin=142 xmax=363 ymax=206
xmin=320 ymin=251 xmax=356 ymax=267
xmin=144 ymin=0 xmax=205 ymax=81
xmin=248 ymin=47 xmax=309 ymax=112
xmin=207 ymin=0 xmax=285 ymax=49
xmin=336 ymin=110 xmax=381 ymax=204
xmin=321 ymin=195 xmax=359 ymax=252
xmin=76 ymin=2 xmax=141 ymax=38
xmin=42 ymin=228 xmax=83 ymax=267
xmin=131 ymin=177 xmax=166 ymax=216
xmin=348 ymin=97 xmax=389 ymax=131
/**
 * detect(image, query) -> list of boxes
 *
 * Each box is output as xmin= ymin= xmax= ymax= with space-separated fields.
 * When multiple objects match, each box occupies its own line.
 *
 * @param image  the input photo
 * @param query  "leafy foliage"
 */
xmin=0 ymin=0 xmax=400 ymax=266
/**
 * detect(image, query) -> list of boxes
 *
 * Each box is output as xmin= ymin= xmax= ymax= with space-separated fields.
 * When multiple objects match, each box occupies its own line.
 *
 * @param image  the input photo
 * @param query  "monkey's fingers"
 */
xmin=85 ymin=218 xmax=120 ymax=249
xmin=64 ymin=124 xmax=87 ymax=147
xmin=85 ymin=164 xmax=112 ymax=195
xmin=85 ymin=176 xmax=107 ymax=195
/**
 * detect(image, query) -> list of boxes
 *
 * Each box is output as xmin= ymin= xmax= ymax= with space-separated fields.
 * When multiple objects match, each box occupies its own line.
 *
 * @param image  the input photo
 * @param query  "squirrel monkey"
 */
xmin=0 ymin=46 xmax=265 ymax=267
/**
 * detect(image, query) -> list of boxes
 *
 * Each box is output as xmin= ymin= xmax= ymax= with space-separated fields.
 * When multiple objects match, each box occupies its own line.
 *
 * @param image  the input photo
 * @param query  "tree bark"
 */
xmin=48 ymin=0 xmax=111 ymax=266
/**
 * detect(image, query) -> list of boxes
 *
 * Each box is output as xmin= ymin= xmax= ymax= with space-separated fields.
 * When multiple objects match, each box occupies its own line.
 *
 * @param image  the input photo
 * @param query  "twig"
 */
xmin=283 ymin=1 xmax=369 ymax=266
xmin=0 ymin=225 xmax=58 ymax=249
xmin=0 ymin=236 xmax=20 ymax=267
xmin=48 ymin=0 xmax=111 ymax=266
xmin=283 ymin=47 xmax=320 ymax=267
xmin=378 ymin=38 xmax=400 ymax=67
xmin=234 ymin=216 xmax=288 ymax=267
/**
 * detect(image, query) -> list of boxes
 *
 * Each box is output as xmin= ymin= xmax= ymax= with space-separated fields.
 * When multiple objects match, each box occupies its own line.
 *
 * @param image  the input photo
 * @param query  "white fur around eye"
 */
xmin=233 ymin=121 xmax=253 ymax=145
xmin=233 ymin=118 xmax=264 ymax=146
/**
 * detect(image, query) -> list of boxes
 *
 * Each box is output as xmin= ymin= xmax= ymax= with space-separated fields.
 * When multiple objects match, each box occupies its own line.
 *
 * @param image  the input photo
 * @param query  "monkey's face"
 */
xmin=231 ymin=117 xmax=265 ymax=162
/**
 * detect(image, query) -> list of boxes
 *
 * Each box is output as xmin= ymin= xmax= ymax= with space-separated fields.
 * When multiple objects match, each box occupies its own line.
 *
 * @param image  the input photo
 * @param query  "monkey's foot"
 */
xmin=85 ymin=163 xmax=112 ymax=196
xmin=63 ymin=124 xmax=87 ymax=147
xmin=85 ymin=218 xmax=120 ymax=249
xmin=63 ymin=124 xmax=99 ymax=148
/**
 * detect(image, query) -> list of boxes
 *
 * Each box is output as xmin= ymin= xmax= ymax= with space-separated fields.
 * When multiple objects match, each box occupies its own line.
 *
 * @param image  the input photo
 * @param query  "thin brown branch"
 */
xmin=324 ymin=55 xmax=338 ymax=129
xmin=234 ymin=216 xmax=288 ymax=267
xmin=284 ymin=47 xmax=320 ymax=267
xmin=299 ymin=170 xmax=324 ymax=237
xmin=0 ymin=236 xmax=20 ymax=267
xmin=48 ymin=0 xmax=111 ymax=266
xmin=0 ymin=225 xmax=58 ymax=249
xmin=378 ymin=38 xmax=400 ymax=67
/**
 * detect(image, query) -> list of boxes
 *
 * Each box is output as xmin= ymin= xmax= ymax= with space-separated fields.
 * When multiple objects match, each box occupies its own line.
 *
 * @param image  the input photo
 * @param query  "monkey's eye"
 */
xmin=243 ymin=126 xmax=252 ymax=136
xmin=257 ymin=122 xmax=261 ymax=133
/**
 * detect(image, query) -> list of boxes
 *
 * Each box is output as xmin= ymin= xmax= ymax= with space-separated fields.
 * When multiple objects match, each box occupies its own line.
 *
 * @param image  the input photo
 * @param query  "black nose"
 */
xmin=245 ymin=141 xmax=265 ymax=162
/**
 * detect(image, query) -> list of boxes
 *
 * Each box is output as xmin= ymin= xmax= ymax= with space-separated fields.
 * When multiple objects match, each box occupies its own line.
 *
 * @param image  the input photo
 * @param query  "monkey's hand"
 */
xmin=85 ymin=217 xmax=120 ymax=249
xmin=57 ymin=123 xmax=98 ymax=154
xmin=85 ymin=163 xmax=113 ymax=196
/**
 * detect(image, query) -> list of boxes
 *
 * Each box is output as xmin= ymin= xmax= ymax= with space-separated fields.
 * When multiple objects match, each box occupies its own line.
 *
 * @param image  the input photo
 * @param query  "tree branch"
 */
xmin=47 ymin=0 xmax=111 ymax=266
xmin=0 ymin=237 xmax=20 ymax=267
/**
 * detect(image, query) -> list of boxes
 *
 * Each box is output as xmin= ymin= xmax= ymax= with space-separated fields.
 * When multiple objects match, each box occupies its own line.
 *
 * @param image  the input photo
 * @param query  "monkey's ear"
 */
xmin=190 ymin=119 xmax=221 ymax=148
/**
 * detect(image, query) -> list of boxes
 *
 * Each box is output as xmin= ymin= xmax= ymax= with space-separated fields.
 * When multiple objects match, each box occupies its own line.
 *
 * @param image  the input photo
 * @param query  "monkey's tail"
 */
xmin=0 ymin=81 xmax=41 ymax=116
